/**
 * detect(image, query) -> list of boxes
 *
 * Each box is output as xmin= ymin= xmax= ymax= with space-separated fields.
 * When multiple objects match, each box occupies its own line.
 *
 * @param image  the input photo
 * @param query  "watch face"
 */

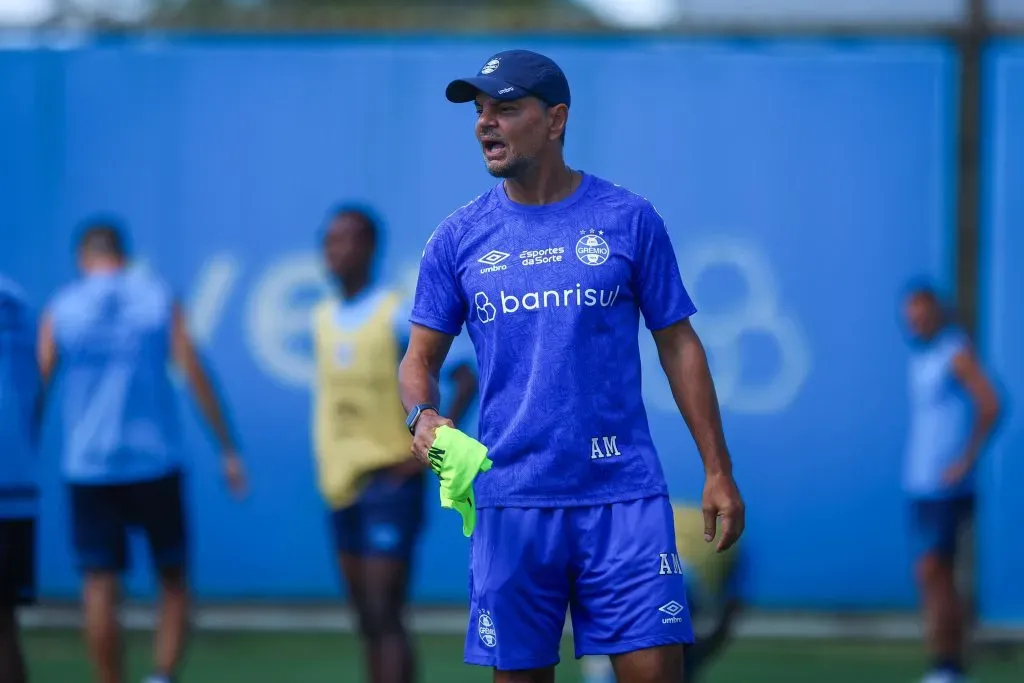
xmin=407 ymin=405 xmax=425 ymax=432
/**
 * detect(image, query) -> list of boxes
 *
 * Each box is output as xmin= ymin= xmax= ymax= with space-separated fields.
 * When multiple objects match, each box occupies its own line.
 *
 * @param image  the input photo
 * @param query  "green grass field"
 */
xmin=24 ymin=630 xmax=1022 ymax=682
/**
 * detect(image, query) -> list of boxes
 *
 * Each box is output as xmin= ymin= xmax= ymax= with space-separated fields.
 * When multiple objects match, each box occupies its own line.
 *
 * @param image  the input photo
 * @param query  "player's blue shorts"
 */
xmin=68 ymin=471 xmax=187 ymax=574
xmin=908 ymin=495 xmax=974 ymax=561
xmin=465 ymin=495 xmax=694 ymax=671
xmin=330 ymin=470 xmax=425 ymax=562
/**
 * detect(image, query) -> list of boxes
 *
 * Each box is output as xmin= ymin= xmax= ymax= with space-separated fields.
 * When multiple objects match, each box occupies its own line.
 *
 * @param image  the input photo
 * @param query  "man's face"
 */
xmin=323 ymin=213 xmax=373 ymax=280
xmin=904 ymin=294 xmax=940 ymax=340
xmin=474 ymin=94 xmax=552 ymax=178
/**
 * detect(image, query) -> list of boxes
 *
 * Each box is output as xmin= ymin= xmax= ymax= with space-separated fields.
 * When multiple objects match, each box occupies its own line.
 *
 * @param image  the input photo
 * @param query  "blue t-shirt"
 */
xmin=49 ymin=267 xmax=181 ymax=484
xmin=904 ymin=326 xmax=974 ymax=499
xmin=411 ymin=173 xmax=696 ymax=507
xmin=0 ymin=276 xmax=40 ymax=518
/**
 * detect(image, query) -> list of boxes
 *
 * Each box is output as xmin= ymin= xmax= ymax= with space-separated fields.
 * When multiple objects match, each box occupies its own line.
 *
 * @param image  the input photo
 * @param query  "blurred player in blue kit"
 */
xmin=37 ymin=221 xmax=248 ymax=683
xmin=399 ymin=50 xmax=745 ymax=683
xmin=902 ymin=286 xmax=1001 ymax=683
xmin=312 ymin=205 xmax=478 ymax=683
xmin=0 ymin=275 xmax=40 ymax=683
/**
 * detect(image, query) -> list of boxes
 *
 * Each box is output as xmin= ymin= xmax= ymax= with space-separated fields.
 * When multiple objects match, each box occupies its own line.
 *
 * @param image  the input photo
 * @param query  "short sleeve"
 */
xmin=940 ymin=327 xmax=970 ymax=360
xmin=634 ymin=205 xmax=697 ymax=330
xmin=409 ymin=223 xmax=467 ymax=336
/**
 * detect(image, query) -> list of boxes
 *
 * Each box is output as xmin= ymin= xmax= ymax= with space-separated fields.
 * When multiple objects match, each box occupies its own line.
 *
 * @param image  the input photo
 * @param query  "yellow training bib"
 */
xmin=312 ymin=291 xmax=411 ymax=509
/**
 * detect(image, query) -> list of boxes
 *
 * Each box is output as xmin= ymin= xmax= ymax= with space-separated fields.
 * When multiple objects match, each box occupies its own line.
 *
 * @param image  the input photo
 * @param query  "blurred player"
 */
xmin=313 ymin=205 xmax=477 ymax=683
xmin=902 ymin=285 xmax=1001 ymax=683
xmin=0 ymin=275 xmax=40 ymax=683
xmin=582 ymin=503 xmax=742 ymax=683
xmin=399 ymin=49 xmax=744 ymax=683
xmin=37 ymin=220 xmax=247 ymax=683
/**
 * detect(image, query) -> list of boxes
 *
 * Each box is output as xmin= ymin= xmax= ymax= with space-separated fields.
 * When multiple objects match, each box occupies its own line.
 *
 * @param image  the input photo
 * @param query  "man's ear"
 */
xmin=548 ymin=103 xmax=569 ymax=141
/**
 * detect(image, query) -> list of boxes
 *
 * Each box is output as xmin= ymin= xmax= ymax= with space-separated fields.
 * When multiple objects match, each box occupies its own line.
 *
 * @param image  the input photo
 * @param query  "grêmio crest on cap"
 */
xmin=481 ymin=58 xmax=500 ymax=74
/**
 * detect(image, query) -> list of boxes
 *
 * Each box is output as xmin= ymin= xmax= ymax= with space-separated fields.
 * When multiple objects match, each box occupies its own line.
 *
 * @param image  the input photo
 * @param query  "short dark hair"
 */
xmin=325 ymin=202 xmax=380 ymax=247
xmin=76 ymin=218 xmax=127 ymax=258
xmin=903 ymin=279 xmax=941 ymax=305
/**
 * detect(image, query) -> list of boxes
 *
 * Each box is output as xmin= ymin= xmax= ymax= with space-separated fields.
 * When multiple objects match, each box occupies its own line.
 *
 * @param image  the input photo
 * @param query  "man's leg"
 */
xmin=953 ymin=499 xmax=976 ymax=670
xmin=349 ymin=472 xmax=428 ymax=683
xmin=332 ymin=495 xmax=380 ymax=681
xmin=83 ymin=572 xmax=124 ymax=683
xmin=345 ymin=556 xmax=416 ymax=683
xmin=570 ymin=497 xmax=692 ymax=683
xmin=70 ymin=483 xmax=128 ymax=683
xmin=0 ymin=519 xmax=35 ymax=683
xmin=463 ymin=507 xmax=569 ymax=678
xmin=912 ymin=498 xmax=970 ymax=680
xmin=0 ymin=607 xmax=26 ymax=683
xmin=612 ymin=644 xmax=685 ymax=683
xmin=152 ymin=567 xmax=188 ymax=681
xmin=332 ymin=472 xmax=423 ymax=683
xmin=133 ymin=473 xmax=190 ymax=682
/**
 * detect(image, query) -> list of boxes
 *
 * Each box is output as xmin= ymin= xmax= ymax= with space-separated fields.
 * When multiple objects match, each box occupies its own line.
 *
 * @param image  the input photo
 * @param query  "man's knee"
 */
xmin=157 ymin=566 xmax=188 ymax=595
xmin=0 ymin=607 xmax=17 ymax=637
xmin=356 ymin=597 xmax=404 ymax=641
xmin=83 ymin=572 xmax=119 ymax=600
xmin=917 ymin=554 xmax=952 ymax=589
xmin=612 ymin=644 xmax=684 ymax=683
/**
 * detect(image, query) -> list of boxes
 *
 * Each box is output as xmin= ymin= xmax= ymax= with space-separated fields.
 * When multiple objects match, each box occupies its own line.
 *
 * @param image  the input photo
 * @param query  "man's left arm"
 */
xmin=654 ymin=321 xmax=744 ymax=551
xmin=634 ymin=205 xmax=745 ymax=551
xmin=946 ymin=344 xmax=1002 ymax=484
xmin=395 ymin=298 xmax=477 ymax=428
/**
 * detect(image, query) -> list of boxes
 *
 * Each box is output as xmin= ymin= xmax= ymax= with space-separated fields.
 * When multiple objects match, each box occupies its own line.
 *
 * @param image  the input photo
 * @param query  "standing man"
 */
xmin=902 ymin=285 xmax=1001 ymax=683
xmin=38 ymin=220 xmax=247 ymax=683
xmin=399 ymin=50 xmax=744 ymax=683
xmin=313 ymin=205 xmax=477 ymax=683
xmin=0 ymin=275 xmax=40 ymax=683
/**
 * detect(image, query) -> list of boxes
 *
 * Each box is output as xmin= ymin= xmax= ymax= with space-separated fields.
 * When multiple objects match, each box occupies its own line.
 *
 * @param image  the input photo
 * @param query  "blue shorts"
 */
xmin=908 ymin=495 xmax=974 ymax=561
xmin=465 ymin=495 xmax=694 ymax=671
xmin=68 ymin=471 xmax=187 ymax=574
xmin=330 ymin=470 xmax=425 ymax=561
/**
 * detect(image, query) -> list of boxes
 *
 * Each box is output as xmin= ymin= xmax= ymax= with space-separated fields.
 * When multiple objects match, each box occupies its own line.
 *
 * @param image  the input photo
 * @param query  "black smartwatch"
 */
xmin=405 ymin=403 xmax=439 ymax=435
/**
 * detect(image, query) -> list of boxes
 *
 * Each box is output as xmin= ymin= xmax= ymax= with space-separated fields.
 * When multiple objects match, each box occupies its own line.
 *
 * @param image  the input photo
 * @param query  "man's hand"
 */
xmin=411 ymin=411 xmax=454 ymax=466
xmin=942 ymin=456 xmax=976 ymax=487
xmin=702 ymin=472 xmax=745 ymax=552
xmin=222 ymin=452 xmax=248 ymax=498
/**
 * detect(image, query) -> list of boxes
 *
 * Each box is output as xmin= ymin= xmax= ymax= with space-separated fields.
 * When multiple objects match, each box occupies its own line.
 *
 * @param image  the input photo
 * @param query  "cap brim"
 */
xmin=445 ymin=76 xmax=525 ymax=103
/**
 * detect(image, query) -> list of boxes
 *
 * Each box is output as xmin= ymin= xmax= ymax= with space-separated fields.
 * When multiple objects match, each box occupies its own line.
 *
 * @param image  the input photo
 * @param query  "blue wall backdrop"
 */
xmin=0 ymin=38 xmax=959 ymax=611
xmin=979 ymin=41 xmax=1024 ymax=627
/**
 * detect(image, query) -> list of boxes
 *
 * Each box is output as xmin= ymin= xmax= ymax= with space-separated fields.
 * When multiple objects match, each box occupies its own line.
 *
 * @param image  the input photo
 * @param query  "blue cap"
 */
xmin=445 ymin=50 xmax=571 ymax=108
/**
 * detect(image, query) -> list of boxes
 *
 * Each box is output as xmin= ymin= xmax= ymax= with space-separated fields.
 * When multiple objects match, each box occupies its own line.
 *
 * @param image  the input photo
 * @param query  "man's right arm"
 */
xmin=34 ymin=311 xmax=57 ymax=436
xmin=401 ymin=327 xmax=459 ymax=464
xmin=402 ymin=220 xmax=468 ymax=461
xmin=37 ymin=311 xmax=57 ymax=386
xmin=399 ymin=324 xmax=455 ymax=415
xmin=170 ymin=302 xmax=237 ymax=454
